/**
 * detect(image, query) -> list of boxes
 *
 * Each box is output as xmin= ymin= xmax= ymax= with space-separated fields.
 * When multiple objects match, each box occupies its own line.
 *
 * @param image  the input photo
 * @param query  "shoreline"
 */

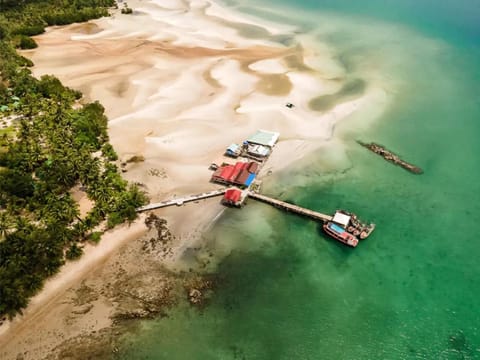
xmin=0 ymin=0 xmax=388 ymax=358
xmin=0 ymin=218 xmax=148 ymax=338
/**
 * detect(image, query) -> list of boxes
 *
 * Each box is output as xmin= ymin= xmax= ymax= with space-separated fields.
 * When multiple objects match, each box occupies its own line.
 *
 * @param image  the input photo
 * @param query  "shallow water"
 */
xmin=119 ymin=0 xmax=480 ymax=358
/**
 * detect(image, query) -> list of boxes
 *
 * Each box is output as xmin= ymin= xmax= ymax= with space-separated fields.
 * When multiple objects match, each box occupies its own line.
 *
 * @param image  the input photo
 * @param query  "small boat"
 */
xmin=323 ymin=222 xmax=359 ymax=247
xmin=359 ymin=224 xmax=376 ymax=240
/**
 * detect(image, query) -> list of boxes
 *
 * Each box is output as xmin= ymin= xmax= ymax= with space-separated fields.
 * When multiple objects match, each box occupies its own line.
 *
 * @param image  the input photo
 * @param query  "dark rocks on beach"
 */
xmin=143 ymin=214 xmax=174 ymax=257
xmin=73 ymin=283 xmax=99 ymax=306
xmin=26 ymin=208 xmax=221 ymax=360
xmin=44 ymin=328 xmax=121 ymax=360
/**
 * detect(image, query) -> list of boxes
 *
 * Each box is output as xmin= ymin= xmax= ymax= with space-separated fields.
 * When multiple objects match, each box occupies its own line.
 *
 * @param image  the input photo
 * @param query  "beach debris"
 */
xmin=357 ymin=140 xmax=423 ymax=174
xmin=285 ymin=102 xmax=294 ymax=108
xmin=71 ymin=304 xmax=94 ymax=315
xmin=147 ymin=167 xmax=167 ymax=178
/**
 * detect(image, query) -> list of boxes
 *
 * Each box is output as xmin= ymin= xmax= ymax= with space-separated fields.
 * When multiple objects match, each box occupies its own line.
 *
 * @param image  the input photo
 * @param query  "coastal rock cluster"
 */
xmin=357 ymin=141 xmax=423 ymax=174
xmin=184 ymin=276 xmax=218 ymax=308
xmin=143 ymin=213 xmax=174 ymax=257
xmin=33 ymin=216 xmax=219 ymax=360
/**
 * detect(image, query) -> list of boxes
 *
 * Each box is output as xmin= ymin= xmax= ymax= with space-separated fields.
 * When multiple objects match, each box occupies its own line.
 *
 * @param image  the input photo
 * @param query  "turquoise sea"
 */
xmin=119 ymin=0 xmax=480 ymax=358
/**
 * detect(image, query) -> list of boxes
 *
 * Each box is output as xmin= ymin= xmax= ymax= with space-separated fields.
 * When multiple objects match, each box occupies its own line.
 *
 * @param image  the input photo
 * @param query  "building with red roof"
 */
xmin=211 ymin=161 xmax=259 ymax=187
xmin=222 ymin=188 xmax=246 ymax=207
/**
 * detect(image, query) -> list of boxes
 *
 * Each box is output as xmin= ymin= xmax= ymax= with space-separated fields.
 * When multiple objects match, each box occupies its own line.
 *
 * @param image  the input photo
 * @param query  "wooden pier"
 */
xmin=136 ymin=188 xmax=227 ymax=212
xmin=247 ymin=192 xmax=333 ymax=223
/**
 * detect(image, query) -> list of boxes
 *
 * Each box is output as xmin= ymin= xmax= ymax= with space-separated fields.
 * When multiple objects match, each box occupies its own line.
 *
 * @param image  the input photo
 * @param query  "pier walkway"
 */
xmin=137 ymin=188 xmax=227 ymax=212
xmin=136 ymin=188 xmax=334 ymax=224
xmin=247 ymin=192 xmax=333 ymax=223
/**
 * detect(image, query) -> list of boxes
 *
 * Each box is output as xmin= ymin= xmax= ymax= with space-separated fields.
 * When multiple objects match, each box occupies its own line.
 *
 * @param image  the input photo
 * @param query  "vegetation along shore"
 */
xmin=0 ymin=0 xmax=147 ymax=320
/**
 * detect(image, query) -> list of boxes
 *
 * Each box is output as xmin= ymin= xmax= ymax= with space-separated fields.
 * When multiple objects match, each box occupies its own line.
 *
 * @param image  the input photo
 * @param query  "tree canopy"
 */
xmin=0 ymin=0 xmax=147 ymax=318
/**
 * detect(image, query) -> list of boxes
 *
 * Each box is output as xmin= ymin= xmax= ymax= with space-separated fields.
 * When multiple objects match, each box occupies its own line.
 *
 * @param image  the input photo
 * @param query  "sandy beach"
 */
xmin=0 ymin=0 xmax=388 ymax=358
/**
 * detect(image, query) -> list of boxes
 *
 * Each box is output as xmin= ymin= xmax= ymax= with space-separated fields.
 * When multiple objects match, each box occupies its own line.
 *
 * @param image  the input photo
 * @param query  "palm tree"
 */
xmin=0 ymin=211 xmax=13 ymax=240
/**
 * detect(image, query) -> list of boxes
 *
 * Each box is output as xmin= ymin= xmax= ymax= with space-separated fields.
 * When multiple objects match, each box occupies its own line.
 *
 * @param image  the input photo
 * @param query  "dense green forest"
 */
xmin=0 ymin=0 xmax=147 ymax=318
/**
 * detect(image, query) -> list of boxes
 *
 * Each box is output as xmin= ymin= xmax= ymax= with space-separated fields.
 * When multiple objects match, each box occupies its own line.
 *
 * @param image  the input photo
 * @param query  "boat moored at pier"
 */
xmin=335 ymin=210 xmax=375 ymax=240
xmin=322 ymin=210 xmax=375 ymax=246
xmin=323 ymin=222 xmax=359 ymax=247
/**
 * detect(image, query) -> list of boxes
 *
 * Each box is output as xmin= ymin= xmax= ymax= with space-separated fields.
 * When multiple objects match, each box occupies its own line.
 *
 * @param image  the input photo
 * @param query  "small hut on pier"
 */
xmin=222 ymin=188 xmax=247 ymax=207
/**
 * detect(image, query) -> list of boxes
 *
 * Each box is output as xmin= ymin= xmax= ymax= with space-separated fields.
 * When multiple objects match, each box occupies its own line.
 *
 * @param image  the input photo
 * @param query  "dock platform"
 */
xmin=247 ymin=192 xmax=333 ymax=223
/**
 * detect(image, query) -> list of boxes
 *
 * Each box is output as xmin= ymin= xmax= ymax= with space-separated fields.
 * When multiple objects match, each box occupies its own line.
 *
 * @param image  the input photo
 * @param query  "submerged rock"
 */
xmin=188 ymin=289 xmax=202 ymax=304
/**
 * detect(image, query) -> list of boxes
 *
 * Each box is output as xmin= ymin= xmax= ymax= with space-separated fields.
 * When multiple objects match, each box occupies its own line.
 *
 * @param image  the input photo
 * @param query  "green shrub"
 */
xmin=0 ymin=25 xmax=6 ymax=40
xmin=73 ymin=89 xmax=83 ymax=100
xmin=43 ymin=8 xmax=110 ymax=26
xmin=66 ymin=243 xmax=83 ymax=260
xmin=72 ymin=101 xmax=109 ymax=149
xmin=84 ymin=208 xmax=103 ymax=228
xmin=16 ymin=35 xmax=38 ymax=49
xmin=102 ymin=143 xmax=118 ymax=161
xmin=18 ymin=55 xmax=34 ymax=67
xmin=0 ymin=169 xmax=34 ymax=198
xmin=11 ymin=25 xmax=45 ymax=37
xmin=88 ymin=231 xmax=102 ymax=243
xmin=37 ymin=75 xmax=66 ymax=98
xmin=106 ymin=212 xmax=123 ymax=229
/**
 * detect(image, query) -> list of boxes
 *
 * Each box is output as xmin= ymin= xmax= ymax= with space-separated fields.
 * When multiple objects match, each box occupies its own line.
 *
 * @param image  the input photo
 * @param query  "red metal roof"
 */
xmin=235 ymin=170 xmax=250 ymax=185
xmin=220 ymin=165 xmax=235 ymax=180
xmin=224 ymin=189 xmax=242 ymax=203
xmin=247 ymin=162 xmax=258 ymax=174
xmin=212 ymin=161 xmax=259 ymax=184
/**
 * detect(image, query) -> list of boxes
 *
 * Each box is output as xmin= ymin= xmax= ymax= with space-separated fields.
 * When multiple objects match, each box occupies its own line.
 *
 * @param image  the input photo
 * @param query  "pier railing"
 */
xmin=137 ymin=188 xmax=227 ymax=212
xmin=247 ymin=192 xmax=333 ymax=223
xmin=137 ymin=188 xmax=334 ymax=225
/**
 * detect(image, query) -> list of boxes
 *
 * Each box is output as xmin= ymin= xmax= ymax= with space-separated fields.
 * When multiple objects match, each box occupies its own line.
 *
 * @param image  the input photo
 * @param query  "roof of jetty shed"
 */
xmin=224 ymin=188 xmax=242 ymax=203
xmin=332 ymin=212 xmax=351 ymax=228
xmin=246 ymin=130 xmax=279 ymax=147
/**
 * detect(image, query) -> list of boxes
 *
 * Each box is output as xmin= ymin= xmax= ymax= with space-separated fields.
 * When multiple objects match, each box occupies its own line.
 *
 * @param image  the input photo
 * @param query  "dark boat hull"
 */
xmin=323 ymin=222 xmax=359 ymax=247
